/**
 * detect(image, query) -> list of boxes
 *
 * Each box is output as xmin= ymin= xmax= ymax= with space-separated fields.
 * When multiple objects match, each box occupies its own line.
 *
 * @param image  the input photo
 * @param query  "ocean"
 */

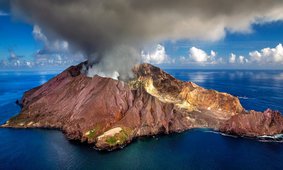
xmin=0 ymin=69 xmax=283 ymax=170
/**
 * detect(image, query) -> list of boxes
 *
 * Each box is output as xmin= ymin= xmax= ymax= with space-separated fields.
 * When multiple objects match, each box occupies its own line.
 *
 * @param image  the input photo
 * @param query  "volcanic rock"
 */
xmin=220 ymin=109 xmax=283 ymax=137
xmin=2 ymin=62 xmax=283 ymax=150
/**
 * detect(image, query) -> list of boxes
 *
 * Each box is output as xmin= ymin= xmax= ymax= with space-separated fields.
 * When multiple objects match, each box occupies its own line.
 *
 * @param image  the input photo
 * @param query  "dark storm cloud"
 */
xmin=11 ymin=0 xmax=283 ymax=78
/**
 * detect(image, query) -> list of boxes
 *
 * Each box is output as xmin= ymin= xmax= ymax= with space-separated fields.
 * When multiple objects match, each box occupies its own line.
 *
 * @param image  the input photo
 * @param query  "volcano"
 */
xmin=2 ymin=62 xmax=283 ymax=150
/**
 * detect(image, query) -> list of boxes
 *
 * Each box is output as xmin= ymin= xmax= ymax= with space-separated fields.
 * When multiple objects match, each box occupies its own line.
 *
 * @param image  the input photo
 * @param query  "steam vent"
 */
xmin=2 ymin=62 xmax=283 ymax=150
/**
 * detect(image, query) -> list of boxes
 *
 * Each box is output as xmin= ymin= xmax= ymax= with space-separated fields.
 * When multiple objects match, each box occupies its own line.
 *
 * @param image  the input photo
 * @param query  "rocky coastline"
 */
xmin=2 ymin=62 xmax=283 ymax=150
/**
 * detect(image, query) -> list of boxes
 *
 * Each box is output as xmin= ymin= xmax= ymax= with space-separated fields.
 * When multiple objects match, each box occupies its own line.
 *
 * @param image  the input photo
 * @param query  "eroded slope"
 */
xmin=2 ymin=63 xmax=283 ymax=150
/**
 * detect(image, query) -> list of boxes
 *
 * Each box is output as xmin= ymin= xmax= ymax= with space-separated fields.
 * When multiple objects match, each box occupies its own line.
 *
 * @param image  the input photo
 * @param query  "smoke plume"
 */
xmin=12 ymin=0 xmax=283 ymax=79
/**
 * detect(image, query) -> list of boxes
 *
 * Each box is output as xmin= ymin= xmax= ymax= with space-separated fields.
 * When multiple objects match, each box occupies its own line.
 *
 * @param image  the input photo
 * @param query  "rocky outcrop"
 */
xmin=2 ymin=62 xmax=283 ymax=150
xmin=220 ymin=109 xmax=283 ymax=137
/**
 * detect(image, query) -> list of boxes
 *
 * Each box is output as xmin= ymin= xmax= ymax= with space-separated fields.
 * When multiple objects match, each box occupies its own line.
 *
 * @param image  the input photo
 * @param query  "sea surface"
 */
xmin=0 ymin=69 xmax=283 ymax=170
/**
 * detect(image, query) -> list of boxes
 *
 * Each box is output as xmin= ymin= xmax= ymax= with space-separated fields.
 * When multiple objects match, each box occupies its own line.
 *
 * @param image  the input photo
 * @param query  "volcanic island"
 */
xmin=2 ymin=62 xmax=283 ymax=150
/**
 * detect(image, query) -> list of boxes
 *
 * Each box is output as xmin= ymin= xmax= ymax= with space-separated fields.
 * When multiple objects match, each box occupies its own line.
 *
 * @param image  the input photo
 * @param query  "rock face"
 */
xmin=2 ymin=62 xmax=283 ymax=150
xmin=220 ymin=109 xmax=283 ymax=137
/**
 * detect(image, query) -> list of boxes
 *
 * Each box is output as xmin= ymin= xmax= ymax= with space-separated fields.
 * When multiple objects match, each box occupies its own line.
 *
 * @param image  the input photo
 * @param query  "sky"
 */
xmin=1 ymin=1 xmax=283 ymax=70
xmin=0 ymin=12 xmax=39 ymax=60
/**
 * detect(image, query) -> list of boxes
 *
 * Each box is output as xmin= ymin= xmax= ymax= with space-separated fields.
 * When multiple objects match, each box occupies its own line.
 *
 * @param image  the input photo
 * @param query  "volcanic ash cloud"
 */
xmin=12 ymin=0 xmax=283 ymax=79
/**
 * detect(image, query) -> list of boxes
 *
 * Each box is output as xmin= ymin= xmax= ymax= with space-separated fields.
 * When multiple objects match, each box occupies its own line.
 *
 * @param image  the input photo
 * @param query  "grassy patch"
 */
xmin=87 ymin=129 xmax=97 ymax=139
xmin=106 ymin=136 xmax=118 ymax=145
xmin=105 ymin=129 xmax=129 ymax=146
xmin=86 ymin=125 xmax=101 ymax=139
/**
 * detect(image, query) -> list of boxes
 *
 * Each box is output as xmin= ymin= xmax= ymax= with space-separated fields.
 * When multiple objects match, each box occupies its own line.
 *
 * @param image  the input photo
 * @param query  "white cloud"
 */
xmin=29 ymin=25 xmax=83 ymax=67
xmin=249 ymin=44 xmax=283 ymax=64
xmin=210 ymin=50 xmax=216 ymax=58
xmin=33 ymin=25 xmax=48 ymax=43
xmin=239 ymin=56 xmax=248 ymax=64
xmin=141 ymin=44 xmax=169 ymax=64
xmin=0 ymin=11 xmax=9 ymax=16
xmin=32 ymin=25 xmax=69 ymax=52
xmin=188 ymin=47 xmax=216 ymax=64
xmin=249 ymin=51 xmax=261 ymax=62
xmin=229 ymin=53 xmax=248 ymax=64
xmin=229 ymin=53 xmax=236 ymax=63
xmin=140 ymin=44 xmax=283 ymax=67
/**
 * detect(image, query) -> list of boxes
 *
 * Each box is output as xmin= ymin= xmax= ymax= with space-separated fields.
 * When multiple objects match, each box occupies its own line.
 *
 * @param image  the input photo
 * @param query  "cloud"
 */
xmin=0 ymin=10 xmax=9 ymax=16
xmin=12 ymin=0 xmax=283 ymax=77
xmin=141 ymin=44 xmax=169 ymax=64
xmin=178 ymin=47 xmax=228 ymax=65
xmin=30 ymin=25 xmax=83 ymax=67
xmin=227 ymin=44 xmax=283 ymax=66
xmin=229 ymin=53 xmax=249 ymax=64
xmin=229 ymin=53 xmax=237 ymax=63
xmin=32 ymin=25 xmax=69 ymax=52
xmin=8 ymin=50 xmax=23 ymax=61
xmin=239 ymin=56 xmax=249 ymax=64
xmin=0 ymin=50 xmax=34 ymax=68
xmin=32 ymin=25 xmax=48 ymax=43
xmin=177 ymin=47 xmax=254 ymax=66
xmin=249 ymin=44 xmax=283 ymax=64
xmin=13 ymin=0 xmax=283 ymax=46
xmin=188 ymin=47 xmax=217 ymax=64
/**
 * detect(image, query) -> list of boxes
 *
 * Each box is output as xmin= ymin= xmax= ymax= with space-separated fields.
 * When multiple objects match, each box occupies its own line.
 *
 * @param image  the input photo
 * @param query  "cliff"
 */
xmin=2 ymin=63 xmax=283 ymax=150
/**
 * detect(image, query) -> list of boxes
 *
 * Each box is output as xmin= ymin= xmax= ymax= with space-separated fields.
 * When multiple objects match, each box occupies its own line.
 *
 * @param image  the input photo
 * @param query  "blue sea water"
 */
xmin=0 ymin=69 xmax=283 ymax=170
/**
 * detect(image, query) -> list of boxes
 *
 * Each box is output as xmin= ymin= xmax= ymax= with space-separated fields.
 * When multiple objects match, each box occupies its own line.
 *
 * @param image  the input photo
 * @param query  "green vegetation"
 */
xmin=86 ymin=125 xmax=101 ymax=139
xmin=105 ymin=129 xmax=129 ymax=146
xmin=106 ymin=136 xmax=118 ymax=145
xmin=87 ymin=129 xmax=97 ymax=139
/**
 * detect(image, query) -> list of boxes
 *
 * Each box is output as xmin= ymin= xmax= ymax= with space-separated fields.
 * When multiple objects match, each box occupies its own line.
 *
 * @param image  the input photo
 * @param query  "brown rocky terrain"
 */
xmin=1 ymin=62 xmax=283 ymax=150
xmin=220 ymin=109 xmax=283 ymax=137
